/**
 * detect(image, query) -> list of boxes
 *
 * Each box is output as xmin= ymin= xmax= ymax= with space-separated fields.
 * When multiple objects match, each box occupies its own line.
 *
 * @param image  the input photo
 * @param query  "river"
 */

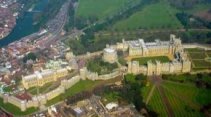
xmin=0 ymin=0 xmax=48 ymax=47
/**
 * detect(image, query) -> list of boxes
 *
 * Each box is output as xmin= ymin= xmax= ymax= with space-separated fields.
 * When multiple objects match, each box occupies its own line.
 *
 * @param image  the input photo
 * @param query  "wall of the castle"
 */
xmin=1 ymin=74 xmax=82 ymax=112
xmin=61 ymin=75 xmax=81 ymax=89
xmin=128 ymin=60 xmax=191 ymax=76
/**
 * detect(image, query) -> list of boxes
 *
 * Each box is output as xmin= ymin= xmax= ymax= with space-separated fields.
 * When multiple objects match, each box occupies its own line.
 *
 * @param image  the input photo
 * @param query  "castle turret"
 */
xmin=182 ymin=60 xmax=191 ymax=73
xmin=147 ymin=61 xmax=153 ymax=76
xmin=156 ymin=61 xmax=161 ymax=75
xmin=131 ymin=61 xmax=140 ymax=74
xmin=103 ymin=47 xmax=118 ymax=63
xmin=80 ymin=67 xmax=87 ymax=80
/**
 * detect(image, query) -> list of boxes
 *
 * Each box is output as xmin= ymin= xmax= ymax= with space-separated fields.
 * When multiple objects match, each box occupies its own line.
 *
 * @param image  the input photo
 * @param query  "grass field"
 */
xmin=76 ymin=0 xmax=140 ymax=20
xmin=142 ymin=73 xmax=211 ymax=117
xmin=141 ymin=82 xmax=153 ymax=101
xmin=185 ymin=48 xmax=205 ymax=53
xmin=133 ymin=56 xmax=170 ymax=65
xmin=162 ymin=81 xmax=210 ymax=116
xmin=189 ymin=53 xmax=207 ymax=59
xmin=27 ymin=82 xmax=54 ymax=95
xmin=186 ymin=48 xmax=211 ymax=69
xmin=192 ymin=60 xmax=211 ymax=68
xmin=113 ymin=1 xmax=182 ymax=30
xmin=148 ymin=88 xmax=168 ymax=117
xmin=208 ymin=52 xmax=211 ymax=57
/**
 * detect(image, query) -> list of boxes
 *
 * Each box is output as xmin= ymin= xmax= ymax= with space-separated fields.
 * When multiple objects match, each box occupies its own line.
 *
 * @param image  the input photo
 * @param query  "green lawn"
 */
xmin=185 ymin=48 xmax=205 ymax=53
xmin=148 ymin=88 xmax=168 ymax=117
xmin=192 ymin=60 xmax=211 ymax=68
xmin=207 ymin=53 xmax=211 ymax=57
xmin=133 ymin=56 xmax=170 ymax=65
xmin=113 ymin=1 xmax=182 ymax=30
xmin=0 ymin=98 xmax=38 ymax=116
xmin=27 ymin=82 xmax=54 ymax=95
xmin=141 ymin=82 xmax=153 ymax=102
xmin=189 ymin=52 xmax=207 ymax=59
xmin=161 ymin=80 xmax=210 ymax=117
xmin=76 ymin=0 xmax=140 ymax=20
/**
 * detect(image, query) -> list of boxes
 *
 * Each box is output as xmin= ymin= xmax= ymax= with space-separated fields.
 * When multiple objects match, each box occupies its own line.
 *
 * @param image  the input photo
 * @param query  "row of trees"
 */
xmin=162 ymin=73 xmax=211 ymax=89
xmin=176 ymin=12 xmax=211 ymax=30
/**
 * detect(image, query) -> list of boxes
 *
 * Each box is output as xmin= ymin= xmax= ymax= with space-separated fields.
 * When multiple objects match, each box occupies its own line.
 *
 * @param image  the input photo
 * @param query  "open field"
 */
xmin=113 ymin=1 xmax=182 ymax=30
xmin=186 ymin=48 xmax=211 ymax=69
xmin=132 ymin=56 xmax=170 ymax=65
xmin=76 ymin=0 xmax=140 ymax=20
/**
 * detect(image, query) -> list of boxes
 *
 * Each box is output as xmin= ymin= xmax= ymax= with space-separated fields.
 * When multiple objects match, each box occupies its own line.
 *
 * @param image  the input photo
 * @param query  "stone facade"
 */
xmin=80 ymin=67 xmax=121 ymax=81
xmin=125 ymin=34 xmax=191 ymax=76
xmin=22 ymin=67 xmax=71 ymax=89
xmin=117 ymin=34 xmax=182 ymax=57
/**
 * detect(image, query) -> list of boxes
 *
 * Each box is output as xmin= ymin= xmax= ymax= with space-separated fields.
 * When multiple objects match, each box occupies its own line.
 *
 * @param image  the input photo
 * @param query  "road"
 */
xmin=42 ymin=0 xmax=71 ymax=48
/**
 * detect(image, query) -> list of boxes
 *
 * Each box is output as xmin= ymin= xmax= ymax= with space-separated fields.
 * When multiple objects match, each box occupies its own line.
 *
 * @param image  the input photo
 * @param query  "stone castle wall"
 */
xmin=80 ymin=67 xmax=121 ymax=81
xmin=1 ymin=68 xmax=120 ymax=112
xmin=128 ymin=60 xmax=191 ymax=76
xmin=1 ymin=75 xmax=81 ymax=112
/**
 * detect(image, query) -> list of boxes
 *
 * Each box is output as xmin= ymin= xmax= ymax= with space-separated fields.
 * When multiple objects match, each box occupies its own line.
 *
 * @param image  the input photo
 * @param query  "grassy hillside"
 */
xmin=76 ymin=0 xmax=140 ymax=20
xmin=113 ymin=1 xmax=182 ymax=30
